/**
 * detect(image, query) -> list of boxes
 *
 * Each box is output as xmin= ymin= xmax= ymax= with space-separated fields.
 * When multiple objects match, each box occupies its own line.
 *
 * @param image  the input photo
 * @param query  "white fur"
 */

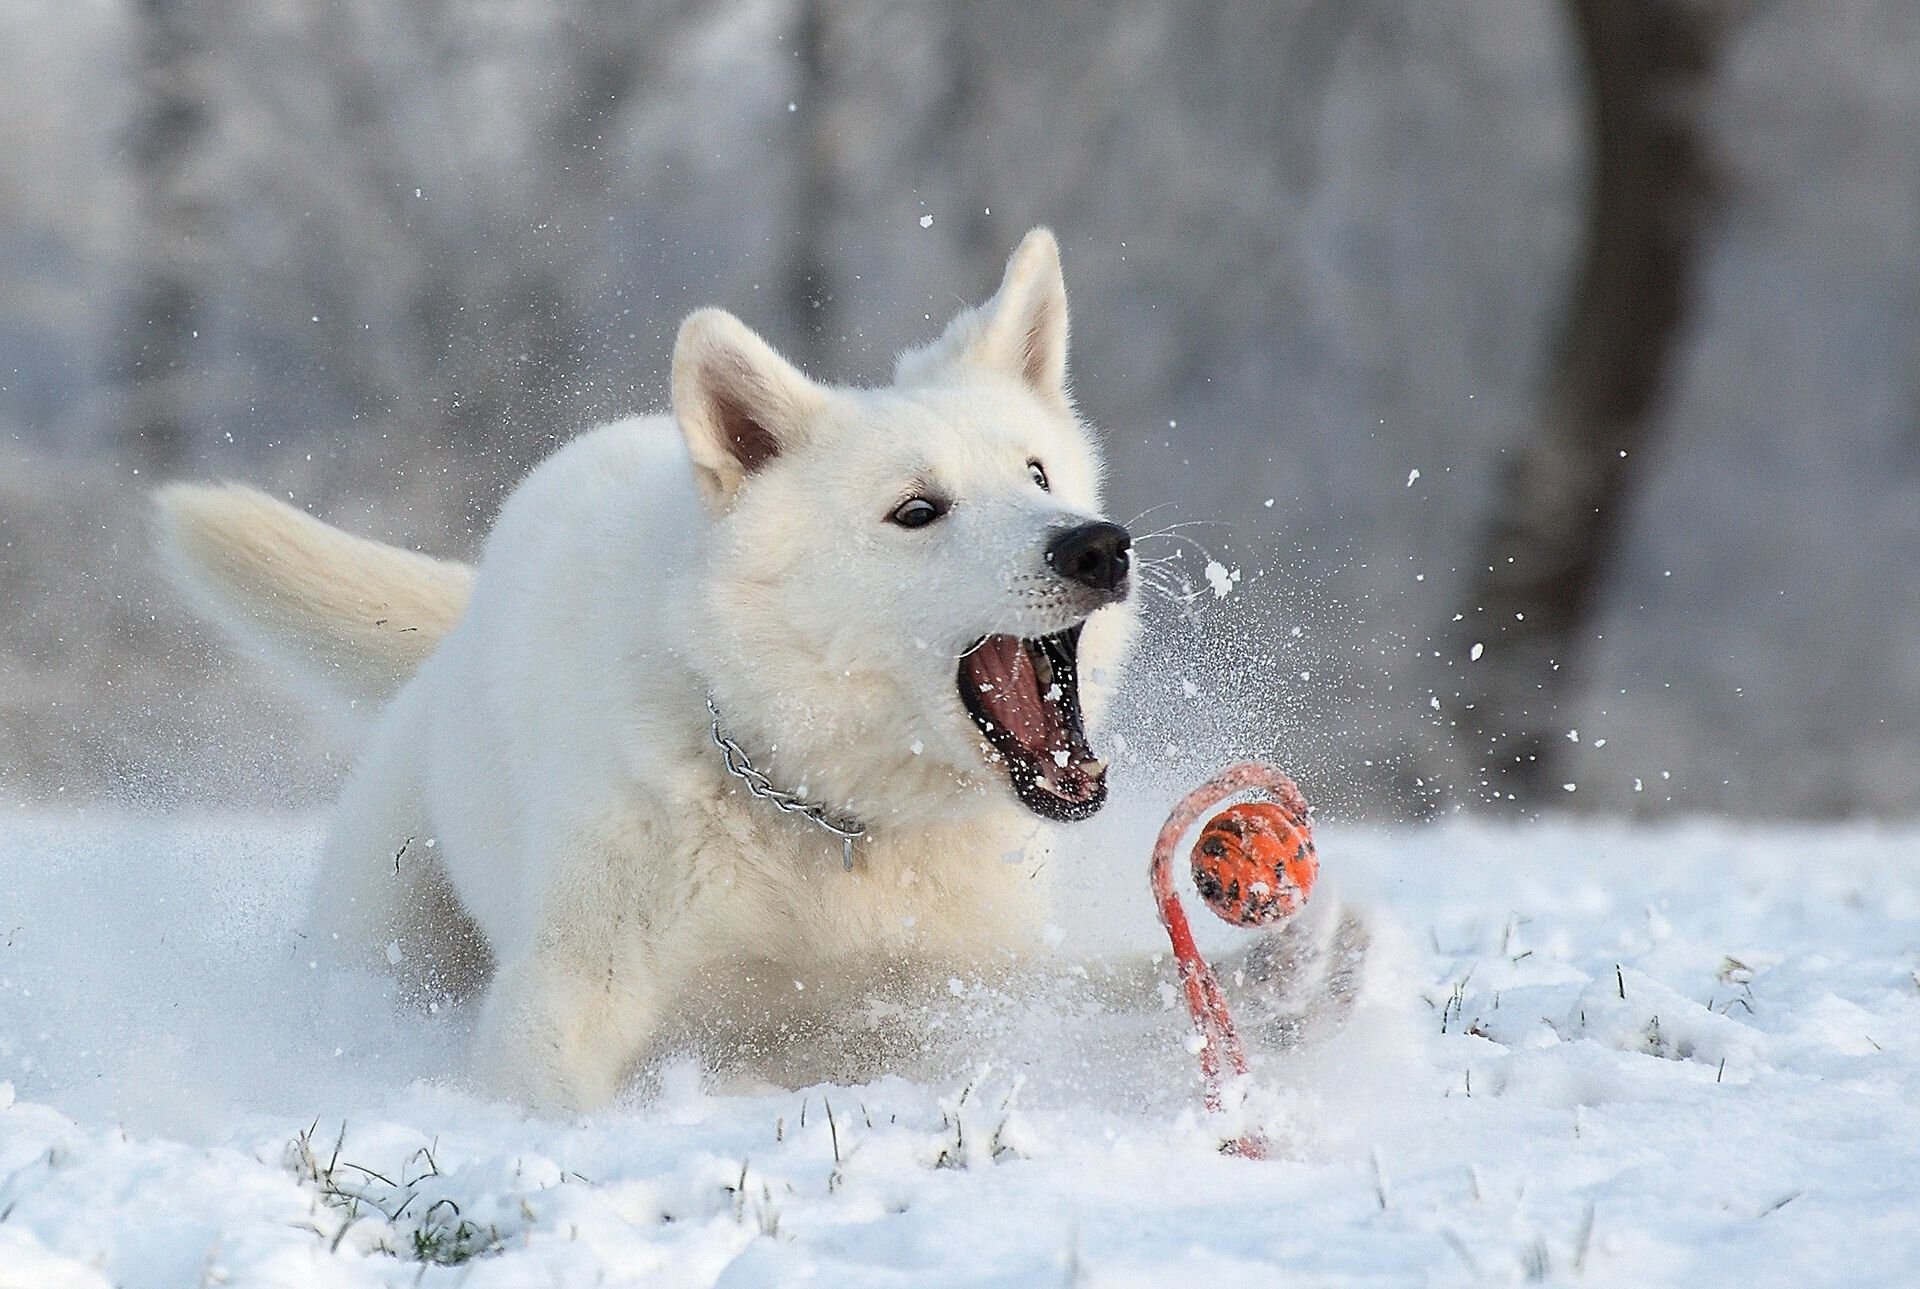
xmin=154 ymin=481 xmax=472 ymax=707
xmin=157 ymin=230 xmax=1143 ymax=1112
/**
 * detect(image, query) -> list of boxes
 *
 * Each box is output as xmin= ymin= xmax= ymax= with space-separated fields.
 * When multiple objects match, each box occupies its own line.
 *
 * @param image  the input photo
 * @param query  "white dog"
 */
xmin=159 ymin=230 xmax=1154 ymax=1112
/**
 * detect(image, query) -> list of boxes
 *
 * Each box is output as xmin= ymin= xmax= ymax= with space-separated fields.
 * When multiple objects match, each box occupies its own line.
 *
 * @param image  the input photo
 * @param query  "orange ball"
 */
xmin=1190 ymin=800 xmax=1318 ymax=927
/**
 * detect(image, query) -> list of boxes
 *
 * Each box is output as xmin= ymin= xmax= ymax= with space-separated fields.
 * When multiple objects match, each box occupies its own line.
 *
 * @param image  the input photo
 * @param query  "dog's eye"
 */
xmin=889 ymin=496 xmax=946 ymax=529
xmin=1027 ymin=460 xmax=1050 ymax=492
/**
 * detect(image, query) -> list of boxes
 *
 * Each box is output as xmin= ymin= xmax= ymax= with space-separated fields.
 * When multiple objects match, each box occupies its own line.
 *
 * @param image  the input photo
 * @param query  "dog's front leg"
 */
xmin=1050 ymin=897 xmax=1371 ymax=1051
xmin=1226 ymin=900 xmax=1373 ymax=1047
xmin=472 ymin=924 xmax=662 ymax=1115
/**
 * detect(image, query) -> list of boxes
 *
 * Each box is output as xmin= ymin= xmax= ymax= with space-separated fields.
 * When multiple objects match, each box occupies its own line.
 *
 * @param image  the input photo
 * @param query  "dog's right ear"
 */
xmin=894 ymin=228 xmax=1071 ymax=411
xmin=672 ymin=308 xmax=827 ymax=511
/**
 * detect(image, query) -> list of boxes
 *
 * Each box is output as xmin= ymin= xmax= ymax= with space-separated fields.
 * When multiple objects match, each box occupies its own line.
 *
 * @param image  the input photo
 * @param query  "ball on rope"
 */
xmin=1189 ymin=799 xmax=1317 ymax=927
xmin=1150 ymin=763 xmax=1321 ymax=1154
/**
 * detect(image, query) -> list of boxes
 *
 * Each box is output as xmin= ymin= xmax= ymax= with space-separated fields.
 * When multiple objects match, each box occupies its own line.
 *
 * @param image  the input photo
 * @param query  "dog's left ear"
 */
xmin=673 ymin=308 xmax=829 ymax=512
xmin=896 ymin=227 xmax=1071 ymax=410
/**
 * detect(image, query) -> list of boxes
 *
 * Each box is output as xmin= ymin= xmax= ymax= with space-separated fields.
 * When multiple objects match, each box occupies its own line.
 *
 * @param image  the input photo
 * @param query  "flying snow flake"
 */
xmin=918 ymin=214 xmax=934 ymax=228
xmin=1203 ymin=561 xmax=1240 ymax=599
xmin=1181 ymin=680 xmax=1199 ymax=699
xmin=1263 ymin=498 xmax=1275 ymax=508
xmin=909 ymin=739 xmax=924 ymax=756
xmin=1407 ymin=469 xmax=1421 ymax=487
xmin=385 ymin=940 xmax=404 ymax=965
xmin=1562 ymin=783 xmax=1577 ymax=792
xmin=1568 ymin=729 xmax=1580 ymax=743
xmin=1470 ymin=643 xmax=1485 ymax=661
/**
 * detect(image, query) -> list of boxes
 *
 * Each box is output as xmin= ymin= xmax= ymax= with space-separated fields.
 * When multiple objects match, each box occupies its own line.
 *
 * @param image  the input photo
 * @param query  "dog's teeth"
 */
xmin=1033 ymin=778 xmax=1076 ymax=800
xmin=1077 ymin=758 xmax=1108 ymax=777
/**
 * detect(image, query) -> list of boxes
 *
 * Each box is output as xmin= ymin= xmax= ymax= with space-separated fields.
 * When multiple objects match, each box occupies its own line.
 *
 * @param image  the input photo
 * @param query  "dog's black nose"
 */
xmin=1046 ymin=521 xmax=1132 ymax=593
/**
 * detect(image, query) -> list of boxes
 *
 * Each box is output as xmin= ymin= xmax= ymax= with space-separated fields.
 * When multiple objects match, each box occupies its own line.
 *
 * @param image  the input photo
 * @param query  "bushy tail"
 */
xmin=154 ymin=483 xmax=474 ymax=707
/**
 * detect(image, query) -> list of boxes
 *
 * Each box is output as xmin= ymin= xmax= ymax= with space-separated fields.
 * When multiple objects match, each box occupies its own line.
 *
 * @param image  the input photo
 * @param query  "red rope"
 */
xmin=1150 ymin=761 xmax=1312 ymax=1158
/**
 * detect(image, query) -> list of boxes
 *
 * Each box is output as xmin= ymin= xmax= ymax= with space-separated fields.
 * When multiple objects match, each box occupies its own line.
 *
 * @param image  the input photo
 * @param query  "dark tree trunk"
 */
xmin=782 ymin=0 xmax=837 ymax=374
xmin=118 ymin=0 xmax=215 ymax=473
xmin=1448 ymin=0 xmax=1725 ymax=802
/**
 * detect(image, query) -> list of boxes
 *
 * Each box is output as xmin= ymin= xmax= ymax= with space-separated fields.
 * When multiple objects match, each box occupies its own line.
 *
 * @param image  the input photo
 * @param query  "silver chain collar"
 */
xmin=706 ymin=695 xmax=866 ymax=871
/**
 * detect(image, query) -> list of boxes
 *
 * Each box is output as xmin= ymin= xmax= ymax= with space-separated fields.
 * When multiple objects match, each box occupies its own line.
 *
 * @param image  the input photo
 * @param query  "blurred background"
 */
xmin=1 ymin=0 xmax=1914 ymax=820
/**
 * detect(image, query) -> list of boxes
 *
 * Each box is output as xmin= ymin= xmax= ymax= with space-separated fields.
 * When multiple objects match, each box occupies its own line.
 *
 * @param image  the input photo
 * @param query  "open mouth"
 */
xmin=958 ymin=625 xmax=1108 ymax=822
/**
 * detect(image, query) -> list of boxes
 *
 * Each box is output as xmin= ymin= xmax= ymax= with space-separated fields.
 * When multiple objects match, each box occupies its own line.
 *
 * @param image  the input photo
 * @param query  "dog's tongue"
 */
xmin=963 ymin=634 xmax=1098 ymax=796
xmin=967 ymin=635 xmax=1055 ymax=747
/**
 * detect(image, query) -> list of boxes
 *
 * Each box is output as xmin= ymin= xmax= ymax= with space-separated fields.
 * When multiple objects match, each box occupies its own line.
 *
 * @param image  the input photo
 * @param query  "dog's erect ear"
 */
xmin=673 ymin=308 xmax=827 ymax=510
xmin=895 ymin=227 xmax=1071 ymax=409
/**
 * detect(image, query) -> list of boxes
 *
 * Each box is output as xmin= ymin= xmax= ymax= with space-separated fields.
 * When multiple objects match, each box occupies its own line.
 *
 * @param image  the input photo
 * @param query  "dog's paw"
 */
xmin=1233 ymin=901 xmax=1373 ymax=1049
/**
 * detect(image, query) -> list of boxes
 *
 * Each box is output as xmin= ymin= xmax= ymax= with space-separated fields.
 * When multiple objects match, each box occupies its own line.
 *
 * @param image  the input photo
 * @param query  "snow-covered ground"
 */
xmin=2 ymin=798 xmax=1916 ymax=1287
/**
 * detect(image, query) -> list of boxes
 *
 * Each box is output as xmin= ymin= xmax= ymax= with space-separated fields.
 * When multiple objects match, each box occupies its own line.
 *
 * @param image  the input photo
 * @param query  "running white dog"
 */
xmin=159 ymin=230 xmax=1149 ymax=1112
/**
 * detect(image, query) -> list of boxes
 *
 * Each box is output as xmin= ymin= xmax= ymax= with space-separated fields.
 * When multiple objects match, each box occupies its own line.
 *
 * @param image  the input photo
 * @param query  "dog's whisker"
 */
xmin=1136 ymin=579 xmax=1178 ymax=609
xmin=1139 ymin=558 xmax=1184 ymax=582
xmin=1145 ymin=572 xmax=1197 ymax=603
xmin=1122 ymin=501 xmax=1184 ymax=530
xmin=1138 ymin=518 xmax=1231 ymax=534
xmin=1134 ymin=566 xmax=1194 ymax=609
xmin=1140 ymin=560 xmax=1210 ymax=604
xmin=1134 ymin=531 xmax=1221 ymax=564
xmin=1133 ymin=525 xmax=1199 ymax=544
xmin=1133 ymin=531 xmax=1220 ymax=554
xmin=1134 ymin=523 xmax=1232 ymax=553
xmin=1128 ymin=572 xmax=1175 ymax=599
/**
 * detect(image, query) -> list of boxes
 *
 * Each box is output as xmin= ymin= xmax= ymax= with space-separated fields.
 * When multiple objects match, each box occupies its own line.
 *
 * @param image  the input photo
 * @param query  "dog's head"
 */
xmin=677 ymin=229 xmax=1137 ymax=831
